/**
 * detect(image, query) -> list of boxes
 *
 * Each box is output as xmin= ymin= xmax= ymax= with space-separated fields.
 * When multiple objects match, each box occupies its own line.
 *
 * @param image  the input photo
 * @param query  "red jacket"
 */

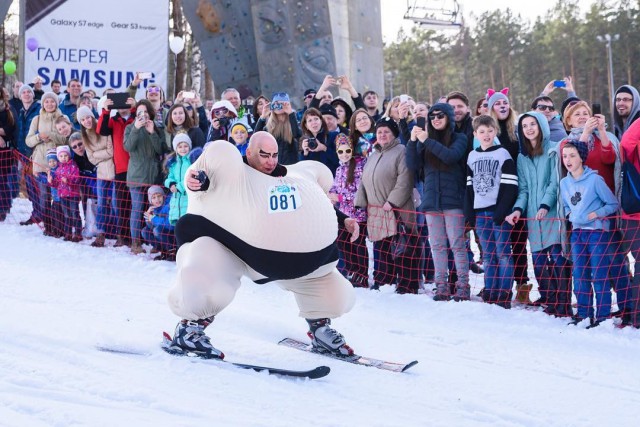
xmin=97 ymin=108 xmax=135 ymax=175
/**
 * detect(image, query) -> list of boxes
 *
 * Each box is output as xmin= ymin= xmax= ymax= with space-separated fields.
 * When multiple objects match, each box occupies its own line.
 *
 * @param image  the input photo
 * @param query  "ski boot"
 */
xmin=306 ymin=318 xmax=354 ymax=357
xmin=166 ymin=316 xmax=224 ymax=359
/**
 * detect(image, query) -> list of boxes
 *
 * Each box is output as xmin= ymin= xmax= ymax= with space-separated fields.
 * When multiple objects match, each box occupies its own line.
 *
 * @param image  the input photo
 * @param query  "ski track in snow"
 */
xmin=1 ymin=223 xmax=640 ymax=426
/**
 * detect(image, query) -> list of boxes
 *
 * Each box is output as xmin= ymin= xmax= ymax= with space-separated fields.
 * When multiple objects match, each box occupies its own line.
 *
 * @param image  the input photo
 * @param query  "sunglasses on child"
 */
xmin=337 ymin=148 xmax=352 ymax=155
xmin=429 ymin=112 xmax=446 ymax=120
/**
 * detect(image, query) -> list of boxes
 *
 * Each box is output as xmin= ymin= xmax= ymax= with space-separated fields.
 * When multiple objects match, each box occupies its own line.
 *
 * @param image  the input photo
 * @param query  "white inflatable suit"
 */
xmin=167 ymin=141 xmax=356 ymax=321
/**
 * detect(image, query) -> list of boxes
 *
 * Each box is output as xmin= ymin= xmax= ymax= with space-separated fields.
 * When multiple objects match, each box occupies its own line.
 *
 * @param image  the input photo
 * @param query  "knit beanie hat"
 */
xmin=76 ymin=105 xmax=94 ymax=121
xmin=375 ymin=116 xmax=399 ymax=138
xmin=231 ymin=123 xmax=249 ymax=135
xmin=46 ymin=148 xmax=58 ymax=162
xmin=56 ymin=145 xmax=71 ymax=159
xmin=19 ymin=84 xmax=35 ymax=97
xmin=560 ymin=96 xmax=581 ymax=119
xmin=172 ymin=132 xmax=192 ymax=152
xmin=335 ymin=133 xmax=350 ymax=147
xmin=41 ymin=91 xmax=59 ymax=105
xmin=147 ymin=185 xmax=164 ymax=203
xmin=564 ymin=140 xmax=588 ymax=164
xmin=319 ymin=103 xmax=338 ymax=119
xmin=486 ymin=88 xmax=510 ymax=111
xmin=617 ymin=86 xmax=633 ymax=96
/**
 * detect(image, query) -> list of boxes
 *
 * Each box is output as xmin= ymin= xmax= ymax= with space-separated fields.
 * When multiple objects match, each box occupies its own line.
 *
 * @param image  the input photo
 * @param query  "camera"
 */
xmin=196 ymin=170 xmax=207 ymax=184
xmin=136 ymin=110 xmax=148 ymax=122
xmin=553 ymin=80 xmax=566 ymax=88
xmin=592 ymin=103 xmax=602 ymax=116
xmin=217 ymin=117 xmax=229 ymax=127
xmin=307 ymin=137 xmax=318 ymax=150
xmin=270 ymin=102 xmax=283 ymax=111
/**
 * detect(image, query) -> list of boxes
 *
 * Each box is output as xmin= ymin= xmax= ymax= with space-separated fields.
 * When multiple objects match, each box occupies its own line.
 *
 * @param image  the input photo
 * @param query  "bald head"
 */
xmin=246 ymin=131 xmax=279 ymax=175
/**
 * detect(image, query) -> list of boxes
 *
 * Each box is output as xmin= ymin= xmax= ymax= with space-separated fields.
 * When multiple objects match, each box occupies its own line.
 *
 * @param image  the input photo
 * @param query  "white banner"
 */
xmin=24 ymin=0 xmax=169 ymax=96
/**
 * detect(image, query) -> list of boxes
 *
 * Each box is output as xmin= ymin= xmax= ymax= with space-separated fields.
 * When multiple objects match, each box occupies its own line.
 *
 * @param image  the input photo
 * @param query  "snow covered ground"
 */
xmin=1 ymin=220 xmax=640 ymax=427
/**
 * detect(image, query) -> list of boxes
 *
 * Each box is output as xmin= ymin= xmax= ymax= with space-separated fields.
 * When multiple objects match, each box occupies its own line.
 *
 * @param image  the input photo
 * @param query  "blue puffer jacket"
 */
xmin=405 ymin=103 xmax=467 ymax=212
xmin=513 ymin=111 xmax=563 ymax=253
xmin=16 ymin=102 xmax=40 ymax=157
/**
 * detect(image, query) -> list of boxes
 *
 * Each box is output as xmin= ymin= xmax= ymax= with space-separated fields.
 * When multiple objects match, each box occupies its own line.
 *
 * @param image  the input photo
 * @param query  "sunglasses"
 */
xmin=71 ymin=143 xmax=83 ymax=149
xmin=304 ymin=94 xmax=315 ymax=100
xmin=481 ymin=103 xmax=488 ymax=108
xmin=147 ymin=86 xmax=161 ymax=94
xmin=213 ymin=108 xmax=228 ymax=116
xmin=184 ymin=105 xmax=193 ymax=111
xmin=429 ymin=112 xmax=446 ymax=120
xmin=536 ymin=105 xmax=555 ymax=111
xmin=337 ymin=148 xmax=352 ymax=155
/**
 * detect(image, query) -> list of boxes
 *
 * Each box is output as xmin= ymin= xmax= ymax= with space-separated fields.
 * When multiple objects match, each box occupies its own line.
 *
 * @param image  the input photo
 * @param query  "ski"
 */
xmin=278 ymin=338 xmax=418 ymax=373
xmin=95 ymin=335 xmax=331 ymax=380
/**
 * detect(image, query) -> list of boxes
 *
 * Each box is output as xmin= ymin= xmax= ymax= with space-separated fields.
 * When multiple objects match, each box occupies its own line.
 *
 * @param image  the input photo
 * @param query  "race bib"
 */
xmin=268 ymin=183 xmax=302 ymax=214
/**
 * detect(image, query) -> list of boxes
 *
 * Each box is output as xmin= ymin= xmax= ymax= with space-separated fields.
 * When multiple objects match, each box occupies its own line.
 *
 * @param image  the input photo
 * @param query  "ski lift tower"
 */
xmin=403 ymin=0 xmax=463 ymax=30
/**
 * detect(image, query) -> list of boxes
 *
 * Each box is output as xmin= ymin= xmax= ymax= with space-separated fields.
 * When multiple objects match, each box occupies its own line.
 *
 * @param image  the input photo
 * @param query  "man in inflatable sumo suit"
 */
xmin=166 ymin=132 xmax=360 ymax=359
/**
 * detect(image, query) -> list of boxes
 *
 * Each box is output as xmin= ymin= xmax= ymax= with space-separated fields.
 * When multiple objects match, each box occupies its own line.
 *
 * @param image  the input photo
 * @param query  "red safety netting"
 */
xmin=1 ymin=150 xmax=638 ymax=328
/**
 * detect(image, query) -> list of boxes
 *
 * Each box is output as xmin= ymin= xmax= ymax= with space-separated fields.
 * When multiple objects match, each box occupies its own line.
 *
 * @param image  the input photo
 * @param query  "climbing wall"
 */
xmin=182 ymin=0 xmax=262 ymax=99
xmin=182 ymin=0 xmax=383 ymax=108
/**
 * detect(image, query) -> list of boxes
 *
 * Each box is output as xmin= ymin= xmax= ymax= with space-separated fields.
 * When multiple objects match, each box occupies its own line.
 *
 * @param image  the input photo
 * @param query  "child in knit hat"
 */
xmin=142 ymin=185 xmax=176 ymax=260
xmin=164 ymin=132 xmax=193 ymax=226
xmin=560 ymin=140 xmax=619 ymax=327
xmin=328 ymin=133 xmax=369 ymax=287
xmin=42 ymin=148 xmax=64 ymax=237
xmin=229 ymin=123 xmax=249 ymax=155
xmin=48 ymin=145 xmax=83 ymax=241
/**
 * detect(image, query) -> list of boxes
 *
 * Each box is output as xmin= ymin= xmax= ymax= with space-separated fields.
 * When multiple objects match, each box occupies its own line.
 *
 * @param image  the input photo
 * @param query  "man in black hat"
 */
xmin=296 ymin=88 xmax=316 ymax=124
xmin=319 ymin=104 xmax=347 ymax=134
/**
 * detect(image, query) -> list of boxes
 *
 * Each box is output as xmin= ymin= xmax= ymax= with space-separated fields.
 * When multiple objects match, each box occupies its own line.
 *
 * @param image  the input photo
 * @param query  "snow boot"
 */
xmin=515 ymin=283 xmax=532 ymax=304
xmin=130 ymin=240 xmax=145 ymax=255
xmin=452 ymin=283 xmax=471 ymax=302
xmin=481 ymin=288 xmax=492 ymax=303
xmin=91 ymin=233 xmax=106 ymax=247
xmin=553 ymin=263 xmax=573 ymax=317
xmin=167 ymin=316 xmax=224 ymax=359
xmin=433 ymin=282 xmax=451 ymax=301
xmin=306 ymin=318 xmax=354 ymax=357
xmin=493 ymin=290 xmax=511 ymax=309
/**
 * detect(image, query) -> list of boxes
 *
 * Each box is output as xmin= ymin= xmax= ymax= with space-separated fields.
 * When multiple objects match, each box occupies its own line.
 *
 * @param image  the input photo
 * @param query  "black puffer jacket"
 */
xmin=405 ymin=103 xmax=467 ymax=212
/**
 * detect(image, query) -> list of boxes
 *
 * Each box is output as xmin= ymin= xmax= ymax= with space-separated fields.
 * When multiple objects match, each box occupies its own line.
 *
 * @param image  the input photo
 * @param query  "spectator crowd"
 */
xmin=1 ymin=71 xmax=640 ymax=329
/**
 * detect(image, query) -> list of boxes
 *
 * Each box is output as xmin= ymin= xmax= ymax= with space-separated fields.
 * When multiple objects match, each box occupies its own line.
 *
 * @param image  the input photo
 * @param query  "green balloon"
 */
xmin=3 ymin=61 xmax=16 ymax=75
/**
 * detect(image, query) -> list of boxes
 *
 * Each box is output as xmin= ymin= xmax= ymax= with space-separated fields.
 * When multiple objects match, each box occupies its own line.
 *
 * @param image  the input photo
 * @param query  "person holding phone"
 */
xmin=254 ymin=92 xmax=301 ymax=165
xmin=123 ymin=100 xmax=167 ymax=255
xmin=536 ymin=76 xmax=578 ymax=142
xmin=406 ymin=103 xmax=469 ymax=301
